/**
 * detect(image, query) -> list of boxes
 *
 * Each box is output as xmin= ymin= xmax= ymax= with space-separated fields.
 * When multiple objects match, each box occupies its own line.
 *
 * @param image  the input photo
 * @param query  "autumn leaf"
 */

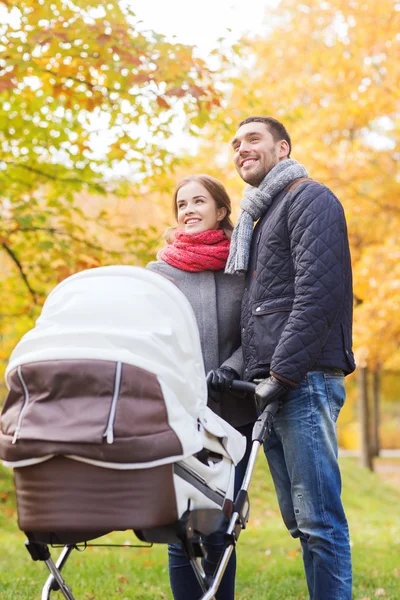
xmin=156 ymin=96 xmax=170 ymax=109
xmin=0 ymin=76 xmax=16 ymax=92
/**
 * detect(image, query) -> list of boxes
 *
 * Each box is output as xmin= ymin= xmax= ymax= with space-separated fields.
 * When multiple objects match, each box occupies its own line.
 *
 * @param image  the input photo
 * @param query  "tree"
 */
xmin=0 ymin=0 xmax=224 ymax=379
xmin=358 ymin=366 xmax=373 ymax=470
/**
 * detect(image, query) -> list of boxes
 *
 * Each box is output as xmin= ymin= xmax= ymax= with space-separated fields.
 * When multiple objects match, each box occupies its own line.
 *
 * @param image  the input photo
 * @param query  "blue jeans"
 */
xmin=168 ymin=422 xmax=253 ymax=600
xmin=264 ymin=371 xmax=352 ymax=600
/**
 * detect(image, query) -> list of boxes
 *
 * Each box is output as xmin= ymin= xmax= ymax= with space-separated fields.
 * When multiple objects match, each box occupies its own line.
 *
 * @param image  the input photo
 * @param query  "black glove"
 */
xmin=206 ymin=367 xmax=239 ymax=393
xmin=255 ymin=375 xmax=291 ymax=414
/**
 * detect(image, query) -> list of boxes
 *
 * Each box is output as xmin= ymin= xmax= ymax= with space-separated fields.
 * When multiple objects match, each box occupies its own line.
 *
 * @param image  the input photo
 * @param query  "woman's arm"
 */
xmin=221 ymin=345 xmax=244 ymax=378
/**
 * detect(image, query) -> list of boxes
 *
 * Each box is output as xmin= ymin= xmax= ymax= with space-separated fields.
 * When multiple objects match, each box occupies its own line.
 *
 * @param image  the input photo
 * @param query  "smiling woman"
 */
xmin=174 ymin=175 xmax=233 ymax=237
xmin=176 ymin=181 xmax=227 ymax=234
xmin=146 ymin=173 xmax=257 ymax=600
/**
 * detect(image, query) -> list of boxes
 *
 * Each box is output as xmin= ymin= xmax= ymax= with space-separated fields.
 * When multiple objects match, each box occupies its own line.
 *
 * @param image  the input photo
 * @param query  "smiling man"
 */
xmin=213 ymin=116 xmax=356 ymax=599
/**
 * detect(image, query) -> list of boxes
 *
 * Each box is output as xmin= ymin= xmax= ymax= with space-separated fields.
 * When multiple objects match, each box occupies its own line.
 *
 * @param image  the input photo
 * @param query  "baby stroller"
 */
xmin=0 ymin=266 xmax=278 ymax=600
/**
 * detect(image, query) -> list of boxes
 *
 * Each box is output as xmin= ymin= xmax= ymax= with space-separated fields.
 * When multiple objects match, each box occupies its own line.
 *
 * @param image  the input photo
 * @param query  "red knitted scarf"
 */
xmin=157 ymin=229 xmax=230 ymax=272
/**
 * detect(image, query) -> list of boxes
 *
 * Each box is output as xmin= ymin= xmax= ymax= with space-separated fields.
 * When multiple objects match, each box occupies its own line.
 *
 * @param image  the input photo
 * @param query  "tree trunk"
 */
xmin=358 ymin=366 xmax=373 ymax=470
xmin=371 ymin=368 xmax=381 ymax=457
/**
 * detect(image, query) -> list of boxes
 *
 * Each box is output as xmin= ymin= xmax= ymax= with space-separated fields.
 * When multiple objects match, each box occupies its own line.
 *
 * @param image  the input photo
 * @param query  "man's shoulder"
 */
xmin=286 ymin=176 xmax=322 ymax=195
xmin=287 ymin=177 xmax=329 ymax=198
xmin=288 ymin=178 xmax=342 ymax=207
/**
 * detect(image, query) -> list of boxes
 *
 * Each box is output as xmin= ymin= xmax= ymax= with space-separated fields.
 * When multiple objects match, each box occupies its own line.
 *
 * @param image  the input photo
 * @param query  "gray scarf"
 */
xmin=225 ymin=159 xmax=308 ymax=275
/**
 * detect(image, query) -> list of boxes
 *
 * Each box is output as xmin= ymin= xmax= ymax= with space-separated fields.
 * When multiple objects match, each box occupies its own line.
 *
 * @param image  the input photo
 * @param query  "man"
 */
xmin=208 ymin=116 xmax=355 ymax=599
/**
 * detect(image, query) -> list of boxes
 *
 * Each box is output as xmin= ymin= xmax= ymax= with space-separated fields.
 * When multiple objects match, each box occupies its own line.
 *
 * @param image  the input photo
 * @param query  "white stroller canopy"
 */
xmin=6 ymin=266 xmax=207 ymax=418
xmin=5 ymin=266 xmax=245 ymax=466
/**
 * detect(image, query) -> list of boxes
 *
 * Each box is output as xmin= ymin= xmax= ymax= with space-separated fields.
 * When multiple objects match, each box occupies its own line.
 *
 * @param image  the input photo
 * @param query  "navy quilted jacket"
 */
xmin=241 ymin=181 xmax=356 ymax=383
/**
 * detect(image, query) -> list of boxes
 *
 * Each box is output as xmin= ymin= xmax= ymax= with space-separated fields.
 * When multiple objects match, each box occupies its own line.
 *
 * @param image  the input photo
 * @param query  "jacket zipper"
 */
xmin=103 ymin=361 xmax=122 ymax=444
xmin=12 ymin=366 xmax=30 ymax=444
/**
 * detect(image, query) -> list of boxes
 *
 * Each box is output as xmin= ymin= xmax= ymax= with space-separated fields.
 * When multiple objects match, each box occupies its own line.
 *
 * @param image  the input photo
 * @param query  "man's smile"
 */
xmin=240 ymin=157 xmax=258 ymax=167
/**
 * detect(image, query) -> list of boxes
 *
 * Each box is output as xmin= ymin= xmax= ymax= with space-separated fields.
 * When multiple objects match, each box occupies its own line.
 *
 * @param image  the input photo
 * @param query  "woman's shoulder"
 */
xmin=146 ymin=259 xmax=180 ymax=274
xmin=146 ymin=260 xmax=184 ymax=288
xmin=146 ymin=259 xmax=169 ymax=272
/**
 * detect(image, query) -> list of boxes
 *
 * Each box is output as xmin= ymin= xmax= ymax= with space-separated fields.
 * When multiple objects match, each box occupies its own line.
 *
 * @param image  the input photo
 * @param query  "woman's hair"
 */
xmin=164 ymin=174 xmax=234 ymax=242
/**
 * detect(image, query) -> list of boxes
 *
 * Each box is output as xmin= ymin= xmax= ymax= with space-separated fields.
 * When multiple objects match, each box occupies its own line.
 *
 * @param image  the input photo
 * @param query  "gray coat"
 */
xmin=146 ymin=260 xmax=257 ymax=427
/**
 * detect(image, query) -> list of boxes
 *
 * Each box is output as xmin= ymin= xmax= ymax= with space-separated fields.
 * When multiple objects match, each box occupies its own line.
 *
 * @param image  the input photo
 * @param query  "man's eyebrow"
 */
xmin=231 ymin=131 xmax=261 ymax=147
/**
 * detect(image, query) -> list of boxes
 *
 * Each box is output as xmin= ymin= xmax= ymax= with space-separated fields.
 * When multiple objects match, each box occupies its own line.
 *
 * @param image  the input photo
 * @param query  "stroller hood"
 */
xmin=2 ymin=266 xmax=245 ymax=468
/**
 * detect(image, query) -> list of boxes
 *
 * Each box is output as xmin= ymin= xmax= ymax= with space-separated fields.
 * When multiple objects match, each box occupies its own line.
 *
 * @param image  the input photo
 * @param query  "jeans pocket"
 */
xmin=324 ymin=375 xmax=346 ymax=422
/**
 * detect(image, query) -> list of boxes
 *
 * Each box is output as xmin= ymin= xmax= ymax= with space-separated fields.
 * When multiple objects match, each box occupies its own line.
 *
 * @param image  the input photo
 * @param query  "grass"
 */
xmin=0 ymin=457 xmax=399 ymax=600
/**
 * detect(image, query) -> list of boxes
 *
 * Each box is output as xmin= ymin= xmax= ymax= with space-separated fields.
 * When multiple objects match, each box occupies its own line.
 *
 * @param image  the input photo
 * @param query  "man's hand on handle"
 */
xmin=255 ymin=374 xmax=292 ymax=414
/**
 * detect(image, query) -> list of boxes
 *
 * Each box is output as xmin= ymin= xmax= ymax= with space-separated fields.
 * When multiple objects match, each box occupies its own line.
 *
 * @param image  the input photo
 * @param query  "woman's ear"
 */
xmin=217 ymin=207 xmax=227 ymax=222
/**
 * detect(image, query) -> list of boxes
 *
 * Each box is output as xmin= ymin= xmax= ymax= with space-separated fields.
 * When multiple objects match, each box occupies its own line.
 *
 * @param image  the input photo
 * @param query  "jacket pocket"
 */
xmin=252 ymin=296 xmax=294 ymax=316
xmin=251 ymin=297 xmax=293 ymax=365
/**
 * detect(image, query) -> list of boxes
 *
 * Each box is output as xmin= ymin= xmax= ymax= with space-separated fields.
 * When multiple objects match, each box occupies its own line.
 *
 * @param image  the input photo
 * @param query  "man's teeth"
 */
xmin=243 ymin=159 xmax=257 ymax=167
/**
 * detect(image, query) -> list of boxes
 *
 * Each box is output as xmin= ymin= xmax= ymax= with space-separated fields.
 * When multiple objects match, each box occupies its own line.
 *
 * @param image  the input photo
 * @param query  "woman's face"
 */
xmin=176 ymin=181 xmax=227 ymax=234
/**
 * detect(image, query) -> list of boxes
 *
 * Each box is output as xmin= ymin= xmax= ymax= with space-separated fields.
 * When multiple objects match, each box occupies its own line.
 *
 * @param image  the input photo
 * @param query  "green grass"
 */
xmin=0 ymin=457 xmax=399 ymax=599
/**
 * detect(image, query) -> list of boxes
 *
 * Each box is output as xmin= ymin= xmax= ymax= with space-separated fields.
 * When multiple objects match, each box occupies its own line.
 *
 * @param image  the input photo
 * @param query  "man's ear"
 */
xmin=278 ymin=140 xmax=290 ymax=159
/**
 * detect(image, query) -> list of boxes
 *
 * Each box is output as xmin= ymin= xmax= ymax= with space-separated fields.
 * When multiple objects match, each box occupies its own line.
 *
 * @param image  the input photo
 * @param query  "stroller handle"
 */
xmin=230 ymin=379 xmax=280 ymax=419
xmin=230 ymin=380 xmax=257 ymax=393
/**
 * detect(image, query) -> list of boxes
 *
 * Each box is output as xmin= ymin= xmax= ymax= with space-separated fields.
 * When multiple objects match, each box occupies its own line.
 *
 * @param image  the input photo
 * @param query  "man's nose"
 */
xmin=238 ymin=140 xmax=251 ymax=154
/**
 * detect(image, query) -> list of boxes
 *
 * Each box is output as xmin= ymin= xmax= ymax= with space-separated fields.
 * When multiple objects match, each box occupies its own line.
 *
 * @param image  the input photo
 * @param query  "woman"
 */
xmin=147 ymin=174 xmax=257 ymax=600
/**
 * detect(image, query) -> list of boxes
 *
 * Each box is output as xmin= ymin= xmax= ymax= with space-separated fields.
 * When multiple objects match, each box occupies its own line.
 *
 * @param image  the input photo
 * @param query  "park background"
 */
xmin=0 ymin=0 xmax=399 ymax=598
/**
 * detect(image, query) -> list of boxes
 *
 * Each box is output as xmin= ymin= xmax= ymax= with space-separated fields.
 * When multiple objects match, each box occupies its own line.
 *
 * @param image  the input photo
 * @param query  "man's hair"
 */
xmin=238 ymin=116 xmax=292 ymax=157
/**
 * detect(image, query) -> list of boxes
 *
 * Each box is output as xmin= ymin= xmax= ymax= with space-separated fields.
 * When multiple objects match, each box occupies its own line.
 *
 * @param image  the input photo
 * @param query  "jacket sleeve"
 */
xmin=270 ymin=183 xmax=349 ymax=383
xmin=222 ymin=345 xmax=244 ymax=378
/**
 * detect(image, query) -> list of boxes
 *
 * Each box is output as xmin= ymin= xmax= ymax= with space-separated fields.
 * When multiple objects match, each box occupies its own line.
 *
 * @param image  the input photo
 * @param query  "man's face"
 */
xmin=231 ymin=122 xmax=288 ymax=186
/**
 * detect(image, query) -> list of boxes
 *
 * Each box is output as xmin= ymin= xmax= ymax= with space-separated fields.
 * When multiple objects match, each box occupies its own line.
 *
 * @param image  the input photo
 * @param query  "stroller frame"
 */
xmin=22 ymin=383 xmax=277 ymax=600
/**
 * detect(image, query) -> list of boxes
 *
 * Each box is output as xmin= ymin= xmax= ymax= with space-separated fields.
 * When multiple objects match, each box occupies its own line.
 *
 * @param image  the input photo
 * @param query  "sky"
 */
xmin=131 ymin=0 xmax=276 ymax=54
xmin=121 ymin=0 xmax=276 ymax=162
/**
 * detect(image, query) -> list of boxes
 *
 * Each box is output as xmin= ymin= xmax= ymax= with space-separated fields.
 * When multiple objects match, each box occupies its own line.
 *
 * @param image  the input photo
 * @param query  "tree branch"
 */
xmin=1 ymin=242 xmax=39 ymax=304
xmin=14 ymin=226 xmax=120 ymax=254
xmin=2 ymin=161 xmax=106 ymax=192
